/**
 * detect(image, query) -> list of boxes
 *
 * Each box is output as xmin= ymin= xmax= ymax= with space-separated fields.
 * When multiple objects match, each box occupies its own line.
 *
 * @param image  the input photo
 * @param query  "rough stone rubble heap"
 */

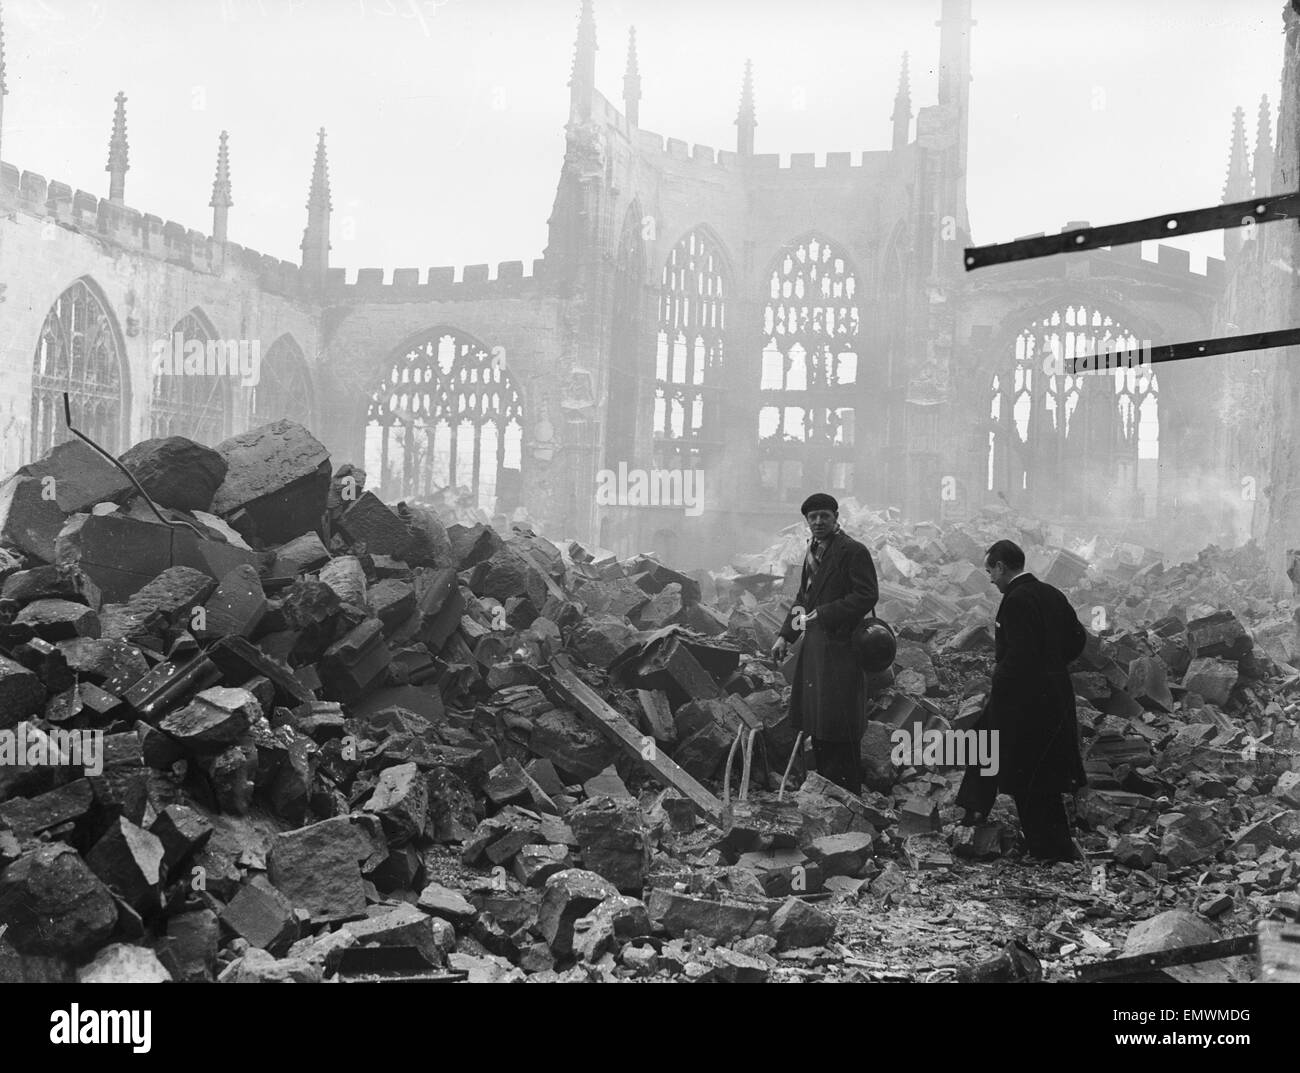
xmin=0 ymin=421 xmax=1296 ymax=982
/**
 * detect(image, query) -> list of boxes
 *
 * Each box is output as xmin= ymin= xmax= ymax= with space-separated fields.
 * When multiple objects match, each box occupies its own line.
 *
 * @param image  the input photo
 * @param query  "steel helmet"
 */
xmin=852 ymin=615 xmax=897 ymax=673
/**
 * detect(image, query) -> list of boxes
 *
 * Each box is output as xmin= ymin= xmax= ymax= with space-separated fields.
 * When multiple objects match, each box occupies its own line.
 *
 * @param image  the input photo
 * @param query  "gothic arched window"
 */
xmin=655 ymin=229 xmax=726 ymax=470
xmin=988 ymin=304 xmax=1159 ymax=515
xmin=366 ymin=328 xmax=523 ymax=513
xmin=250 ymin=335 xmax=314 ymax=429
xmin=151 ymin=310 xmax=231 ymax=443
xmin=758 ymin=236 xmax=860 ymax=504
xmin=31 ymin=278 xmax=127 ymax=459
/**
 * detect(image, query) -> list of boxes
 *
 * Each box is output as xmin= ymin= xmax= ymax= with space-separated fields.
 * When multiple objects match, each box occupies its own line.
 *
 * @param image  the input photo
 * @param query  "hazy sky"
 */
xmin=0 ymin=0 xmax=1285 ymax=274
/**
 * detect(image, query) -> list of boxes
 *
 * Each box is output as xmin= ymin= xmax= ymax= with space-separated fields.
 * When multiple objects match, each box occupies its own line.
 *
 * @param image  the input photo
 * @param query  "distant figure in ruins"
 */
xmin=771 ymin=493 xmax=879 ymax=795
xmin=957 ymin=539 xmax=1088 ymax=862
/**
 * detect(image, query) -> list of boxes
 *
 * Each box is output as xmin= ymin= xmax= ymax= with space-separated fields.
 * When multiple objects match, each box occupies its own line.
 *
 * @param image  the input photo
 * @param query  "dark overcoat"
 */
xmin=779 ymin=531 xmax=880 ymax=742
xmin=979 ymin=572 xmax=1088 ymax=798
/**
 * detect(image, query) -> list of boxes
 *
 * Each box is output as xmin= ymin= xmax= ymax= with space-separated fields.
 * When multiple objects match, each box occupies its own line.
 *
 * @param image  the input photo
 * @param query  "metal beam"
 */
xmin=964 ymin=191 xmax=1300 ymax=271
xmin=1062 ymin=328 xmax=1300 ymax=373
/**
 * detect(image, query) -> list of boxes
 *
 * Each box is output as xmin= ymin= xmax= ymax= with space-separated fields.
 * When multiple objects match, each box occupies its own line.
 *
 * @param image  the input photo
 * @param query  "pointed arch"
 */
xmin=986 ymin=301 xmax=1160 ymax=519
xmin=150 ymin=307 xmax=232 ymax=444
xmin=654 ymin=225 xmax=730 ymax=470
xmin=250 ymin=334 xmax=314 ymax=429
xmin=31 ymin=276 xmax=129 ymax=459
xmin=758 ymin=233 xmax=862 ymax=505
xmin=365 ymin=327 xmax=524 ymax=512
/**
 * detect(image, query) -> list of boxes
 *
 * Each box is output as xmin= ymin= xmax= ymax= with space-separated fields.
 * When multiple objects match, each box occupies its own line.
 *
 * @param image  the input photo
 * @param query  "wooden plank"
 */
xmin=1257 ymin=920 xmax=1300 ymax=983
xmin=550 ymin=655 xmax=724 ymax=824
xmin=637 ymin=689 xmax=676 ymax=743
xmin=1074 ymin=934 xmax=1257 ymax=982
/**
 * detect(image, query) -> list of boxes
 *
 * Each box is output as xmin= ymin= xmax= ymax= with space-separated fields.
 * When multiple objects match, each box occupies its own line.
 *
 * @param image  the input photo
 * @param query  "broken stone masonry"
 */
xmin=0 ymin=427 xmax=1297 ymax=983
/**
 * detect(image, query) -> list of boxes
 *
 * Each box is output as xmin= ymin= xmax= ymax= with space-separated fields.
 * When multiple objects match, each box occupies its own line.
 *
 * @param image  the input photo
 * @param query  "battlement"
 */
xmin=980 ymin=220 xmax=1226 ymax=292
xmin=0 ymin=159 xmax=311 ymax=297
xmin=628 ymin=133 xmax=894 ymax=175
xmin=323 ymin=260 xmax=547 ymax=298
xmin=0 ymin=159 xmax=545 ymax=305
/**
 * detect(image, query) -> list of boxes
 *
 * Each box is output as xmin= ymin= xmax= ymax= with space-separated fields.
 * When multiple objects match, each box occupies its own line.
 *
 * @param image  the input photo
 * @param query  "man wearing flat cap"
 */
xmin=771 ymin=493 xmax=879 ymax=794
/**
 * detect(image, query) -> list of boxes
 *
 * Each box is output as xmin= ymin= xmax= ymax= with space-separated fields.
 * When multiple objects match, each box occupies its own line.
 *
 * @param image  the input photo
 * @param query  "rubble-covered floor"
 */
xmin=0 ymin=422 xmax=1296 ymax=982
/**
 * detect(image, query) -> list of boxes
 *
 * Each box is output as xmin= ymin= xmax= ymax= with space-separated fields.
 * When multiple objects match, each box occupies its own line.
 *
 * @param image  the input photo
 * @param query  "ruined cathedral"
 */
xmin=0 ymin=1 xmax=1293 ymax=575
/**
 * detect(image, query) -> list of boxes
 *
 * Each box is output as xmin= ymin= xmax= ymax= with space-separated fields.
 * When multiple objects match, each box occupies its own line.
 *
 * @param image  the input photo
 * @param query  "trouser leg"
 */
xmin=1013 ymin=789 xmax=1074 ymax=860
xmin=955 ymin=764 xmax=998 ymax=816
xmin=812 ymin=738 xmax=862 ymax=796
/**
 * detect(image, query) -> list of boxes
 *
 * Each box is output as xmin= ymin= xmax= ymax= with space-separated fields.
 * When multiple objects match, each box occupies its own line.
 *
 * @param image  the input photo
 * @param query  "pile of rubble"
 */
xmin=0 ymin=425 xmax=1296 ymax=983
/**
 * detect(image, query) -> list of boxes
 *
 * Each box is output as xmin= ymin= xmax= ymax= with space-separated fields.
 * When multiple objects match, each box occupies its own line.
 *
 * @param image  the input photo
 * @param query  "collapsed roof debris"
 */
xmin=0 ymin=426 xmax=1296 ymax=983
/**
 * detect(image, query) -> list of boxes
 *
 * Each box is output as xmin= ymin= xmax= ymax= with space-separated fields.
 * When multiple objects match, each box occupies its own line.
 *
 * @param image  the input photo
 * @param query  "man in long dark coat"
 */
xmin=771 ymin=493 xmax=879 ymax=794
xmin=956 ymin=539 xmax=1087 ymax=861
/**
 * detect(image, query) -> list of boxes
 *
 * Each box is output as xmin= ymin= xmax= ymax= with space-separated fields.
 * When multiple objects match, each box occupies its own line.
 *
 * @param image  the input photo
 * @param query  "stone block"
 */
xmin=0 ymin=474 xmax=67 ymax=562
xmin=645 ymin=888 xmax=767 ymax=943
xmin=538 ymin=869 xmax=619 ymax=957
xmin=21 ymin=438 xmax=134 ymax=514
xmin=363 ymin=761 xmax=428 ymax=844
xmin=268 ymin=816 xmax=370 ymax=922
xmin=77 ymin=943 xmax=172 ymax=983
xmin=767 ymin=896 xmax=835 ymax=950
xmin=0 ymin=655 xmax=46 ymax=726
xmin=568 ymin=795 xmax=651 ymax=892
xmin=0 ymin=844 xmax=118 ymax=957
xmin=159 ymin=685 xmax=260 ymax=753
xmin=196 ymin=564 xmax=266 ymax=639
xmin=211 ymin=420 xmax=331 ymax=545
xmin=220 ymin=878 xmax=300 ymax=953
xmin=1182 ymin=657 xmax=1238 ymax=706
xmin=85 ymin=816 xmax=165 ymax=913
xmin=119 ymin=436 xmax=228 ymax=511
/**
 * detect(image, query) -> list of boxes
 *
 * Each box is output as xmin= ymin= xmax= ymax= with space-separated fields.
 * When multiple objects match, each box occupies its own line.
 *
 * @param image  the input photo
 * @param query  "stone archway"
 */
xmin=31 ymin=277 xmax=129 ymax=458
xmin=365 ymin=327 xmax=523 ymax=512
xmin=986 ymin=302 xmax=1159 ymax=522
xmin=758 ymin=234 xmax=862 ymax=506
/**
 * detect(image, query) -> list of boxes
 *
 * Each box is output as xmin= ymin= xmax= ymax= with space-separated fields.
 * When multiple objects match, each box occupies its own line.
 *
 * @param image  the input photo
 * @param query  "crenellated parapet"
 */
xmin=630 ymin=129 xmax=896 ymax=174
xmin=1 ymin=159 xmax=548 ymax=305
xmin=324 ymin=260 xmax=547 ymax=300
xmin=0 ymin=160 xmax=307 ymax=295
